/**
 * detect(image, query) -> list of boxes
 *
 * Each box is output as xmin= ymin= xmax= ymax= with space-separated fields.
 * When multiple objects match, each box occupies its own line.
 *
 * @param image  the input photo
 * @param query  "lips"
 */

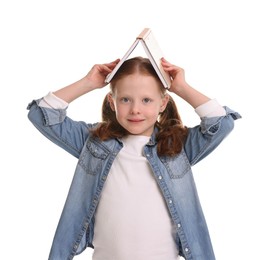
xmin=127 ymin=118 xmax=145 ymax=123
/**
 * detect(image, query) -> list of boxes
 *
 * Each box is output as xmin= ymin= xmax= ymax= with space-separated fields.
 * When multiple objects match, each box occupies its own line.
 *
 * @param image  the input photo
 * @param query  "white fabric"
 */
xmin=92 ymin=135 xmax=179 ymax=260
xmin=38 ymin=92 xmax=68 ymax=109
xmin=195 ymin=98 xmax=226 ymax=117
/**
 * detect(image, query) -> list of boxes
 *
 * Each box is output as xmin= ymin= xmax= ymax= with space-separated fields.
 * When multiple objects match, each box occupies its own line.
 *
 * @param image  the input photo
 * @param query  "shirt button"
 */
xmin=177 ymin=223 xmax=181 ymax=228
xmin=185 ymin=247 xmax=189 ymax=252
xmin=158 ymin=175 xmax=162 ymax=180
xmin=169 ymin=199 xmax=172 ymax=204
xmin=146 ymin=154 xmax=150 ymax=157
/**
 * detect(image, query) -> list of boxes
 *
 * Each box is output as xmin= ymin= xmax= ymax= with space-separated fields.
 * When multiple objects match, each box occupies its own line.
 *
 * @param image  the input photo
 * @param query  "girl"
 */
xmin=27 ymin=57 xmax=241 ymax=260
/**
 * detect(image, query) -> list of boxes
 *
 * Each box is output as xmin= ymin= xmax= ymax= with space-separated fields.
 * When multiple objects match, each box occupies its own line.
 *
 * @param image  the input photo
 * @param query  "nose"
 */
xmin=130 ymin=101 xmax=141 ymax=114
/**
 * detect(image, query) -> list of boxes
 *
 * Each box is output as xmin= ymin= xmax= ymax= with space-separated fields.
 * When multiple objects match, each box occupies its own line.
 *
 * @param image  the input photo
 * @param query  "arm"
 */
xmin=27 ymin=59 xmax=120 ymax=158
xmin=160 ymin=58 xmax=241 ymax=164
xmin=53 ymin=59 xmax=120 ymax=103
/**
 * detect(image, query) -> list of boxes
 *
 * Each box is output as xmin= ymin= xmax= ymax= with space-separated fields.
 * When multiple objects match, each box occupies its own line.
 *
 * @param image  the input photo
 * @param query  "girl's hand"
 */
xmin=161 ymin=58 xmax=210 ymax=107
xmin=84 ymin=59 xmax=120 ymax=89
xmin=161 ymin=58 xmax=189 ymax=95
xmin=53 ymin=59 xmax=120 ymax=103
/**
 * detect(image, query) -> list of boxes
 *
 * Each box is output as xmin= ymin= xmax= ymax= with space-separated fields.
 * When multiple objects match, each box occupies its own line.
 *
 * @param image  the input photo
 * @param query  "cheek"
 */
xmin=145 ymin=107 xmax=161 ymax=119
xmin=151 ymin=104 xmax=162 ymax=114
xmin=114 ymin=104 xmax=127 ymax=118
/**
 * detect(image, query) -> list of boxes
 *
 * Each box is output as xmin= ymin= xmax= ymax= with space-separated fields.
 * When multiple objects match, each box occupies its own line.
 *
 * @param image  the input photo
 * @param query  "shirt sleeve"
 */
xmin=38 ymin=92 xmax=69 ymax=109
xmin=195 ymin=99 xmax=226 ymax=118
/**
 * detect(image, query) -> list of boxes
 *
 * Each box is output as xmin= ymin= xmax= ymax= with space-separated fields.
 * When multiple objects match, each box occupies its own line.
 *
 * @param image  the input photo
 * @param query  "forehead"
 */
xmin=113 ymin=74 xmax=163 ymax=96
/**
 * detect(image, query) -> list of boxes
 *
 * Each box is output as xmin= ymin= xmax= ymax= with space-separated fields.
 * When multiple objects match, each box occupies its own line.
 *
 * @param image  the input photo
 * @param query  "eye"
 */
xmin=142 ymin=98 xmax=152 ymax=104
xmin=120 ymin=97 xmax=130 ymax=103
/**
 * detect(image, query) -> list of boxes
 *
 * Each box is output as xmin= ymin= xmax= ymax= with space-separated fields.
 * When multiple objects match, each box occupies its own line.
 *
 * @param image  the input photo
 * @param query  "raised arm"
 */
xmin=53 ymin=59 xmax=120 ymax=103
xmin=161 ymin=58 xmax=210 ymax=108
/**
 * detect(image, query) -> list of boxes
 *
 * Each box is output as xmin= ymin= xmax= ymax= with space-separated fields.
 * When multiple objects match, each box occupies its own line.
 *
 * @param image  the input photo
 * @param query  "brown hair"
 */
xmin=90 ymin=57 xmax=188 ymax=156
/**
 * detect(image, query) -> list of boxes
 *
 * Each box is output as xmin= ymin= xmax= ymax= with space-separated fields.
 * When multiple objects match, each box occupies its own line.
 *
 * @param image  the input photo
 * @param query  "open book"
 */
xmin=105 ymin=28 xmax=171 ymax=89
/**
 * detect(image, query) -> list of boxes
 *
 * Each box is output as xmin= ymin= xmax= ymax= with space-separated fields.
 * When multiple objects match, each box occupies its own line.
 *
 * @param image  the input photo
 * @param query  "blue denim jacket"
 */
xmin=27 ymin=100 xmax=241 ymax=260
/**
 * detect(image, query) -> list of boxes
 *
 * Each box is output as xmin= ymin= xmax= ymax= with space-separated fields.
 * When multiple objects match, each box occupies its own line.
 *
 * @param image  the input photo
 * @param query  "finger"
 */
xmin=96 ymin=64 xmax=113 ymax=75
xmin=103 ymin=59 xmax=120 ymax=71
xmin=107 ymin=58 xmax=120 ymax=67
xmin=161 ymin=57 xmax=174 ymax=66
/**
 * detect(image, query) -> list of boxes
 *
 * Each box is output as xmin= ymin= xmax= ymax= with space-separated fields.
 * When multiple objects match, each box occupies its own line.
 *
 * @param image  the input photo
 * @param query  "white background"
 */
xmin=1 ymin=0 xmax=265 ymax=259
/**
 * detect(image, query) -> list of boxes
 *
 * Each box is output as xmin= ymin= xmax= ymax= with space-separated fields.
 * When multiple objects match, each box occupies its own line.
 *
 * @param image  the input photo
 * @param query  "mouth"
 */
xmin=127 ymin=118 xmax=145 ymax=123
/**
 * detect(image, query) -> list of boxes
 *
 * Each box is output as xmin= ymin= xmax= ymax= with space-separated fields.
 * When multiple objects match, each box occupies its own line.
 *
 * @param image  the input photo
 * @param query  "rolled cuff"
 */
xmin=39 ymin=92 xmax=69 ymax=109
xmin=195 ymin=99 xmax=226 ymax=118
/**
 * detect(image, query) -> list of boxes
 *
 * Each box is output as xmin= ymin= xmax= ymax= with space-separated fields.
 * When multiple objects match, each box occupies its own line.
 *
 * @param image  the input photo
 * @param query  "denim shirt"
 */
xmin=27 ymin=100 xmax=241 ymax=260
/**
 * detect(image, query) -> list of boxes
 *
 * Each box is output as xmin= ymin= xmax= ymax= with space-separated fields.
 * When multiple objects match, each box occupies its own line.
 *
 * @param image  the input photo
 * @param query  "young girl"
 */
xmin=27 ymin=57 xmax=241 ymax=260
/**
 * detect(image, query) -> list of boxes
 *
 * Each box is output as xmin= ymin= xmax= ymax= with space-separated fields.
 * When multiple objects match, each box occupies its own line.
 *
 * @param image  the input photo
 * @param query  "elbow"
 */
xmin=27 ymin=100 xmax=46 ymax=127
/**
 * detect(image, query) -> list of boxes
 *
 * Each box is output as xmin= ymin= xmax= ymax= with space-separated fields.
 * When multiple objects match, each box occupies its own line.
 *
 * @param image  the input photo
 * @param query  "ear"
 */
xmin=160 ymin=94 xmax=170 ymax=112
xmin=107 ymin=93 xmax=115 ymax=111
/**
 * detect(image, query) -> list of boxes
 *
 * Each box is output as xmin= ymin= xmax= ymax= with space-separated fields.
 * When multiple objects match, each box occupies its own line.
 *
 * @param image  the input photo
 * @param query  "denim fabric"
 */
xmin=27 ymin=100 xmax=241 ymax=260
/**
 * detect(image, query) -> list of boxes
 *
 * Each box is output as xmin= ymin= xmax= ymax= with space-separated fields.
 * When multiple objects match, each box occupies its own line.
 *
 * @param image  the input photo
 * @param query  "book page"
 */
xmin=105 ymin=39 xmax=140 ymax=83
xmin=141 ymin=31 xmax=171 ymax=88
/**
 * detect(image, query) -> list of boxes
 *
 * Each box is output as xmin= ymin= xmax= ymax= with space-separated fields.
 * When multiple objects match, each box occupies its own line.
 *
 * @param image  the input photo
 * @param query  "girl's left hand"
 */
xmin=161 ymin=58 xmax=189 ymax=94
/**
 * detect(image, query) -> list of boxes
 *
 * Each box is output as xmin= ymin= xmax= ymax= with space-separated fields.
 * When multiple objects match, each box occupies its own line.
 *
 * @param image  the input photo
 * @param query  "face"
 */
xmin=109 ymin=74 xmax=169 ymax=136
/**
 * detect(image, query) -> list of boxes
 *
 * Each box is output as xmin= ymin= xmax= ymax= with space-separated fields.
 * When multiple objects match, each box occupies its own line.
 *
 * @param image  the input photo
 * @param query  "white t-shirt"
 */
xmin=92 ymin=135 xmax=179 ymax=260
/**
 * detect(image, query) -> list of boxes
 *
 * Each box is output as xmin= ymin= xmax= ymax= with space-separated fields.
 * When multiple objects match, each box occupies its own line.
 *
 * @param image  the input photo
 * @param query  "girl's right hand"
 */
xmin=52 ymin=59 xmax=120 ymax=103
xmin=85 ymin=59 xmax=120 ymax=89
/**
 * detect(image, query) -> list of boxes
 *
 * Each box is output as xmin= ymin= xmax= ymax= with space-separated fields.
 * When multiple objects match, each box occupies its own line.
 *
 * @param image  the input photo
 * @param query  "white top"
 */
xmin=92 ymin=135 xmax=179 ymax=260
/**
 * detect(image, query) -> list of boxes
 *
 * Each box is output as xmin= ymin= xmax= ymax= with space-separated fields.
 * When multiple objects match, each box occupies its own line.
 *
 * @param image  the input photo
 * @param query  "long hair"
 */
xmin=90 ymin=57 xmax=188 ymax=156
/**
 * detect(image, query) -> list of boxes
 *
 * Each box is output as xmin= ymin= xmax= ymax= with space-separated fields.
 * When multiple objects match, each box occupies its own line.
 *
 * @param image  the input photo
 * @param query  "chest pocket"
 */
xmin=78 ymin=139 xmax=110 ymax=175
xmin=160 ymin=150 xmax=191 ymax=179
